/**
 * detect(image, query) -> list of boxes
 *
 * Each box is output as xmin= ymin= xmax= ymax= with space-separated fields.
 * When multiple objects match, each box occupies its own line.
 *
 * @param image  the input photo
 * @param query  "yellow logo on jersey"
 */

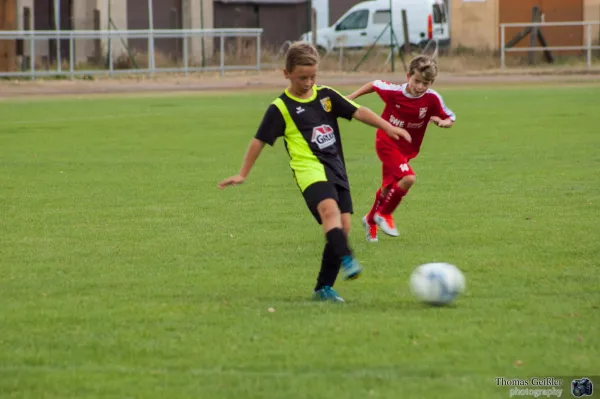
xmin=320 ymin=97 xmax=332 ymax=112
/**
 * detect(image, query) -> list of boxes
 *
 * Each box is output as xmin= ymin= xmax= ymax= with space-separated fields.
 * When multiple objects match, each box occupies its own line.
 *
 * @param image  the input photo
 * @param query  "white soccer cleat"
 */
xmin=373 ymin=212 xmax=399 ymax=237
xmin=362 ymin=216 xmax=378 ymax=243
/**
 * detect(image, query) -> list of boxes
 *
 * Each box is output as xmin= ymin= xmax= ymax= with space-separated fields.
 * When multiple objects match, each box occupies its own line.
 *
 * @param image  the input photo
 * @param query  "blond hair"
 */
xmin=285 ymin=42 xmax=319 ymax=73
xmin=408 ymin=55 xmax=438 ymax=81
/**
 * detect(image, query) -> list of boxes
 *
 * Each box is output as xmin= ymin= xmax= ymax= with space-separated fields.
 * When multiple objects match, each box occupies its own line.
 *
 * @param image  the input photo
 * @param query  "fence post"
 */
xmin=587 ymin=23 xmax=592 ymax=69
xmin=109 ymin=31 xmax=114 ymax=76
xmin=183 ymin=34 xmax=188 ymax=75
xmin=54 ymin=0 xmax=62 ymax=73
xmin=69 ymin=33 xmax=74 ymax=79
xmin=30 ymin=30 xmax=35 ymax=79
xmin=256 ymin=33 xmax=261 ymax=71
xmin=220 ymin=32 xmax=225 ymax=76
xmin=148 ymin=0 xmax=155 ymax=77
xmin=500 ymin=24 xmax=506 ymax=69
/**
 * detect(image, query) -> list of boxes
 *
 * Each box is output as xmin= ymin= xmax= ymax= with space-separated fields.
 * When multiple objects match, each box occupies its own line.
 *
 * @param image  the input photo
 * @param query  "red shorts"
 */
xmin=376 ymin=138 xmax=415 ymax=188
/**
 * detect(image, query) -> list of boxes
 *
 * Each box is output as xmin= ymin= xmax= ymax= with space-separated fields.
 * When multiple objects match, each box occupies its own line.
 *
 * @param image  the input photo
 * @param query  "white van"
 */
xmin=300 ymin=0 xmax=449 ymax=52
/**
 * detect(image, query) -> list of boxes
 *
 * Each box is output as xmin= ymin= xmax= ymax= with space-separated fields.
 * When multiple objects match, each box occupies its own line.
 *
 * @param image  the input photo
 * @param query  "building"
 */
xmin=213 ymin=0 xmax=309 ymax=50
xmin=450 ymin=0 xmax=600 ymax=51
xmin=8 ymin=0 xmax=213 ymax=66
xmin=1 ymin=0 xmax=376 ymax=71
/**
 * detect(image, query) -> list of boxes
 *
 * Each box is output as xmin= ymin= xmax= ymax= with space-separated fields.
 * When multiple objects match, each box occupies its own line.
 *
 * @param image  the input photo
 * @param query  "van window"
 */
xmin=373 ymin=10 xmax=390 ymax=25
xmin=432 ymin=4 xmax=447 ymax=24
xmin=336 ymin=10 xmax=369 ymax=31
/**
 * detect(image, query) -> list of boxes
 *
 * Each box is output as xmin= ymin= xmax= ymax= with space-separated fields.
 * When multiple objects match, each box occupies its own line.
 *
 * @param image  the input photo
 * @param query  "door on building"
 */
xmin=34 ymin=0 xmax=73 ymax=65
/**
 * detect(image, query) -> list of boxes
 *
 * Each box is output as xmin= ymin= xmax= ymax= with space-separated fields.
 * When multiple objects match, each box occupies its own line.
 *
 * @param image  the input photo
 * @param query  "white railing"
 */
xmin=500 ymin=21 xmax=600 ymax=69
xmin=0 ymin=28 xmax=263 ymax=78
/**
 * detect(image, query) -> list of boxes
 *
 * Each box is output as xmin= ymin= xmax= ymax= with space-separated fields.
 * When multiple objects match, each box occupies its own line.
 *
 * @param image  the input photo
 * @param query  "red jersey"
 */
xmin=372 ymin=80 xmax=456 ymax=160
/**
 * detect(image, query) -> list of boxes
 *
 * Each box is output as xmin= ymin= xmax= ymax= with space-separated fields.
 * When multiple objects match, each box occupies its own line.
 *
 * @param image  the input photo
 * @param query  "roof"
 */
xmin=214 ymin=0 xmax=307 ymax=4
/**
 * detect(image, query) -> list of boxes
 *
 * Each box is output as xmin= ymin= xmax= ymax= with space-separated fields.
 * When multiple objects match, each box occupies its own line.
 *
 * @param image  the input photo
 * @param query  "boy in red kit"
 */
xmin=347 ymin=55 xmax=456 ymax=242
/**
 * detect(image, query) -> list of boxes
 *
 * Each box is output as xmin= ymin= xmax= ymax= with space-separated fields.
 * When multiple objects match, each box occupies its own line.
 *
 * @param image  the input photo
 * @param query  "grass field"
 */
xmin=1 ymin=84 xmax=599 ymax=399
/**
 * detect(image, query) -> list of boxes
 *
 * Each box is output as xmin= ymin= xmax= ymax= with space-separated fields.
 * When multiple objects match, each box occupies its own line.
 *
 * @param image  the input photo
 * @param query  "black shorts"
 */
xmin=302 ymin=181 xmax=353 ymax=224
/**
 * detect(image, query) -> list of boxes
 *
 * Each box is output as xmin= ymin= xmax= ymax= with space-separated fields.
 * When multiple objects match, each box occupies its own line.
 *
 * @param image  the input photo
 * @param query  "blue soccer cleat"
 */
xmin=312 ymin=286 xmax=345 ymax=303
xmin=341 ymin=255 xmax=362 ymax=280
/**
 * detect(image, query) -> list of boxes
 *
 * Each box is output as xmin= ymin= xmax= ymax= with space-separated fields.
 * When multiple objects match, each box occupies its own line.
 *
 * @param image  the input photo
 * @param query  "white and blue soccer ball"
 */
xmin=409 ymin=263 xmax=466 ymax=306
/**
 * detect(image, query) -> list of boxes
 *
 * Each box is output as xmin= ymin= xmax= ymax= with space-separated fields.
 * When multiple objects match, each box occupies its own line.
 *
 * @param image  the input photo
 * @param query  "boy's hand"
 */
xmin=430 ymin=116 xmax=453 ymax=128
xmin=218 ymin=174 xmax=245 ymax=189
xmin=386 ymin=126 xmax=412 ymax=143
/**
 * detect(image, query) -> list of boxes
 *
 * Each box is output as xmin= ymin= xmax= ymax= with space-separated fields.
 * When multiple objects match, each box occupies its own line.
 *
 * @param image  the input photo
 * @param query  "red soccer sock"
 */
xmin=366 ymin=188 xmax=385 ymax=224
xmin=378 ymin=186 xmax=408 ymax=215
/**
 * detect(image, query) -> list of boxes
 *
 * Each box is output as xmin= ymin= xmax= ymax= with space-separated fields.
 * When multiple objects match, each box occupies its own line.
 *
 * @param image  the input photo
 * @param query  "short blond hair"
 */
xmin=408 ymin=55 xmax=438 ymax=81
xmin=285 ymin=42 xmax=319 ymax=73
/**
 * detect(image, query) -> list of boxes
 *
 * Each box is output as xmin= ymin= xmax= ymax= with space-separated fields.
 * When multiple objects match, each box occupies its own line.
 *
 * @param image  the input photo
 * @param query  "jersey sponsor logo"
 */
xmin=419 ymin=107 xmax=428 ymax=119
xmin=296 ymin=106 xmax=305 ymax=114
xmin=320 ymin=97 xmax=332 ymax=112
xmin=390 ymin=115 xmax=404 ymax=128
xmin=407 ymin=121 xmax=424 ymax=129
xmin=311 ymin=125 xmax=336 ymax=149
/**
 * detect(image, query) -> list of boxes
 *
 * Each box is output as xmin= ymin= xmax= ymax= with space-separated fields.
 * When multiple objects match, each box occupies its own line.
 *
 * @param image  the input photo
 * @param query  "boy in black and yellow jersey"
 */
xmin=219 ymin=42 xmax=411 ymax=302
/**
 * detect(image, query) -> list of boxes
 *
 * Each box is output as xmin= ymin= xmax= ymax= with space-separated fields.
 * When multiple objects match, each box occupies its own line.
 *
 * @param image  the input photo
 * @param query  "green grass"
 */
xmin=1 ymin=85 xmax=599 ymax=399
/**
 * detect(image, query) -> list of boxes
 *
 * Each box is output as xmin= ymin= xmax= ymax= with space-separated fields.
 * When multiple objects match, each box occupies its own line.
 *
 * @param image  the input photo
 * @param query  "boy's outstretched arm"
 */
xmin=218 ymin=138 xmax=265 ymax=189
xmin=353 ymin=106 xmax=412 ymax=143
xmin=347 ymin=81 xmax=374 ymax=101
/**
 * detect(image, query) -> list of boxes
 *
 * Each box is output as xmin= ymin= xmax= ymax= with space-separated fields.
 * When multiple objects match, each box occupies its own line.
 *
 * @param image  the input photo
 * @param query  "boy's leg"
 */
xmin=304 ymin=182 xmax=361 ymax=283
xmin=315 ymin=242 xmax=339 ymax=291
xmin=365 ymin=187 xmax=385 ymax=225
xmin=374 ymin=175 xmax=412 ymax=237
xmin=305 ymin=183 xmax=360 ymax=302
xmin=317 ymin=199 xmax=361 ymax=280
xmin=371 ymin=140 xmax=416 ymax=236
xmin=363 ymin=187 xmax=383 ymax=242
xmin=315 ymin=210 xmax=353 ymax=291
xmin=378 ymin=175 xmax=414 ymax=215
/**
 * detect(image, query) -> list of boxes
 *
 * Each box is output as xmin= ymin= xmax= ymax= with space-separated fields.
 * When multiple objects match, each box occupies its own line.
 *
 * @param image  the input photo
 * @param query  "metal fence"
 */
xmin=0 ymin=28 xmax=264 ymax=79
xmin=500 ymin=21 xmax=600 ymax=69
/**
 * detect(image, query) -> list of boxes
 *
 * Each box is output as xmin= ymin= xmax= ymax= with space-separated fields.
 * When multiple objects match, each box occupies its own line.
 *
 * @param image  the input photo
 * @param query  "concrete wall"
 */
xmin=72 ymin=0 xmax=94 ymax=63
xmin=183 ymin=0 xmax=213 ymax=64
xmin=449 ymin=0 xmax=499 ymax=50
xmin=95 ymin=0 xmax=127 ymax=60
xmin=70 ymin=0 xmax=128 ymax=64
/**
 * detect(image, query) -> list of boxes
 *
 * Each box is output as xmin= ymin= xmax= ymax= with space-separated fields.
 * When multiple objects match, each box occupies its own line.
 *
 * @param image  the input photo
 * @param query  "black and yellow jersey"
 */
xmin=254 ymin=85 xmax=360 ymax=192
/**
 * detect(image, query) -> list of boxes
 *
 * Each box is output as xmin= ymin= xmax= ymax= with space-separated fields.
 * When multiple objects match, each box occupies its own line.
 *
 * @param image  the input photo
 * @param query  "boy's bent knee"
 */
xmin=317 ymin=199 xmax=340 ymax=222
xmin=398 ymin=175 xmax=416 ymax=190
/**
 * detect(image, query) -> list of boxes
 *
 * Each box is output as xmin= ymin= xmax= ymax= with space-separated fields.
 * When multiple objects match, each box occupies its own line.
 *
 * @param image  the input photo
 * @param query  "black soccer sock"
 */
xmin=314 ymin=242 xmax=341 ymax=291
xmin=325 ymin=227 xmax=353 ymax=259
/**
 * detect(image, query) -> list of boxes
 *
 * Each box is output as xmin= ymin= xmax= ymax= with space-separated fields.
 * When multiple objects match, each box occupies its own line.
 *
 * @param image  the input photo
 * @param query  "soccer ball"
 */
xmin=409 ymin=263 xmax=466 ymax=306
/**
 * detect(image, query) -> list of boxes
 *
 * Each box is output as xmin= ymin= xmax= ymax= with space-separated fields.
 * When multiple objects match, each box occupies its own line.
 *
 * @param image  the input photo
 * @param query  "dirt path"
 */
xmin=1 ymin=69 xmax=599 ymax=98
